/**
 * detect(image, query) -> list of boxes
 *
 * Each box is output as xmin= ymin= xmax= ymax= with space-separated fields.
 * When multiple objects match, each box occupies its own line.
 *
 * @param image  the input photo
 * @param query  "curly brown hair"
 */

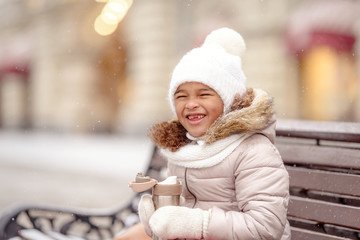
xmin=148 ymin=120 xmax=190 ymax=152
xmin=230 ymin=88 xmax=254 ymax=112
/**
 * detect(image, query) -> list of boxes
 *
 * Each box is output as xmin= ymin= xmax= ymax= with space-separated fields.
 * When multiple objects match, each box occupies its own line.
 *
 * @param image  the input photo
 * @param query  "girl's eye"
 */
xmin=175 ymin=95 xmax=186 ymax=99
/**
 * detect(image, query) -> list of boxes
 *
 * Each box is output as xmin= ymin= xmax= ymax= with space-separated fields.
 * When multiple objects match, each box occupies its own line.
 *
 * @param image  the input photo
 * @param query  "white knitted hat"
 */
xmin=169 ymin=27 xmax=247 ymax=114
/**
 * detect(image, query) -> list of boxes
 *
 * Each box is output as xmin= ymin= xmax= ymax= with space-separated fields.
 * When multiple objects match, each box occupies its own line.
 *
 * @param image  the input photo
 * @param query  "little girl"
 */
xmin=136 ymin=27 xmax=290 ymax=240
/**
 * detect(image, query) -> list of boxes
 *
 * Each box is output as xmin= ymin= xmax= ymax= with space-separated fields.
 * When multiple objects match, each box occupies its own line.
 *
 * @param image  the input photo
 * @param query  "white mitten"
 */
xmin=138 ymin=194 xmax=186 ymax=236
xmin=149 ymin=206 xmax=211 ymax=239
xmin=138 ymin=194 xmax=155 ymax=236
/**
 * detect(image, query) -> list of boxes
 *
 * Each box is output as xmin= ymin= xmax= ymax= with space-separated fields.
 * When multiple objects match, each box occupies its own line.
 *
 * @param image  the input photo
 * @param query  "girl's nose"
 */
xmin=185 ymin=99 xmax=200 ymax=109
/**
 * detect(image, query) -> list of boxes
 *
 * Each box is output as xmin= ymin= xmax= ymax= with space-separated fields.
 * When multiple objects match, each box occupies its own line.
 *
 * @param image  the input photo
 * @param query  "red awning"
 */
xmin=0 ymin=32 xmax=33 ymax=77
xmin=285 ymin=0 xmax=358 ymax=54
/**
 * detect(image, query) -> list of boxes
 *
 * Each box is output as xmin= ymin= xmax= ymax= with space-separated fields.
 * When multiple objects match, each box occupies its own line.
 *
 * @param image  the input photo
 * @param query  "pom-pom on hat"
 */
xmin=169 ymin=27 xmax=247 ymax=115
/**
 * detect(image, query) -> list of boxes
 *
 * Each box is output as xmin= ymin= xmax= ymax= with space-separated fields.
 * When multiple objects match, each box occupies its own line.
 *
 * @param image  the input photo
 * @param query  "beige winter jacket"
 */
xmin=148 ymin=88 xmax=291 ymax=240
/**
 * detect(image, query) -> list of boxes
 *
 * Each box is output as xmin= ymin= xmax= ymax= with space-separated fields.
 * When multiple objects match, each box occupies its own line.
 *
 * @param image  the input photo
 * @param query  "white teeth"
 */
xmin=188 ymin=115 xmax=204 ymax=120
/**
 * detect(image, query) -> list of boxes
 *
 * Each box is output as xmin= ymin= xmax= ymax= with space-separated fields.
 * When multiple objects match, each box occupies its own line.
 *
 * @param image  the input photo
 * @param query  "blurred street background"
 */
xmin=0 ymin=0 xmax=359 ymax=215
xmin=0 ymin=130 xmax=153 ymax=214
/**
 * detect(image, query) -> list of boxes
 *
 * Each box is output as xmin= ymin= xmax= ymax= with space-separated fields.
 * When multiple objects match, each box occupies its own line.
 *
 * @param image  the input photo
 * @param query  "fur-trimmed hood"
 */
xmin=148 ymin=88 xmax=274 ymax=152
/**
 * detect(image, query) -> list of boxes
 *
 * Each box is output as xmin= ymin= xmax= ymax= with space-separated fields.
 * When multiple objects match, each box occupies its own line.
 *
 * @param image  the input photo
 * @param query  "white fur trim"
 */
xmin=161 ymin=133 xmax=252 ymax=168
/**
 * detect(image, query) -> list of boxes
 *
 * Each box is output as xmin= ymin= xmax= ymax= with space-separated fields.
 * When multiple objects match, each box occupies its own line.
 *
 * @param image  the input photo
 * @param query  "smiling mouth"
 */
xmin=187 ymin=114 xmax=205 ymax=120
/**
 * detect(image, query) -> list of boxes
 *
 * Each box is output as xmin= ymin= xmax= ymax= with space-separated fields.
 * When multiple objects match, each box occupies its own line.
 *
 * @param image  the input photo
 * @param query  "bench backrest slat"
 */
xmin=290 ymin=227 xmax=352 ymax=240
xmin=286 ymin=166 xmax=360 ymax=197
xmin=276 ymin=119 xmax=360 ymax=142
xmin=276 ymin=143 xmax=360 ymax=170
xmin=288 ymin=196 xmax=360 ymax=230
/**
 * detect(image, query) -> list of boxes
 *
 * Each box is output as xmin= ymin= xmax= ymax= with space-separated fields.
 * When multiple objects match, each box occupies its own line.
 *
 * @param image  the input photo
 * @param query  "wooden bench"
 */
xmin=0 ymin=119 xmax=359 ymax=240
xmin=276 ymin=119 xmax=360 ymax=240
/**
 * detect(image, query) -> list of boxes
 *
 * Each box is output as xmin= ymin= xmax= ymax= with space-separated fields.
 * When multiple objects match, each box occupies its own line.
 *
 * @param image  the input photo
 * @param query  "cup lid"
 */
xmin=128 ymin=178 xmax=158 ymax=192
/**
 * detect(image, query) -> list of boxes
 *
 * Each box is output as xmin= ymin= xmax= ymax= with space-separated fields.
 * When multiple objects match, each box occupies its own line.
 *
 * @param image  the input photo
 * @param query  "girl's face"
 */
xmin=174 ymin=82 xmax=224 ymax=137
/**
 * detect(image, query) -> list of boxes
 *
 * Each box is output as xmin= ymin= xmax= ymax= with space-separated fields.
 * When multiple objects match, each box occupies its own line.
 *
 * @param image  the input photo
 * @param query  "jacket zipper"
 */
xmin=184 ymin=167 xmax=197 ymax=208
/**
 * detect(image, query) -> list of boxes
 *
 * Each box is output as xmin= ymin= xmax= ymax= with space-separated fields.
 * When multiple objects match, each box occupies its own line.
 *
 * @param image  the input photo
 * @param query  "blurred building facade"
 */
xmin=0 ymin=0 xmax=359 ymax=135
